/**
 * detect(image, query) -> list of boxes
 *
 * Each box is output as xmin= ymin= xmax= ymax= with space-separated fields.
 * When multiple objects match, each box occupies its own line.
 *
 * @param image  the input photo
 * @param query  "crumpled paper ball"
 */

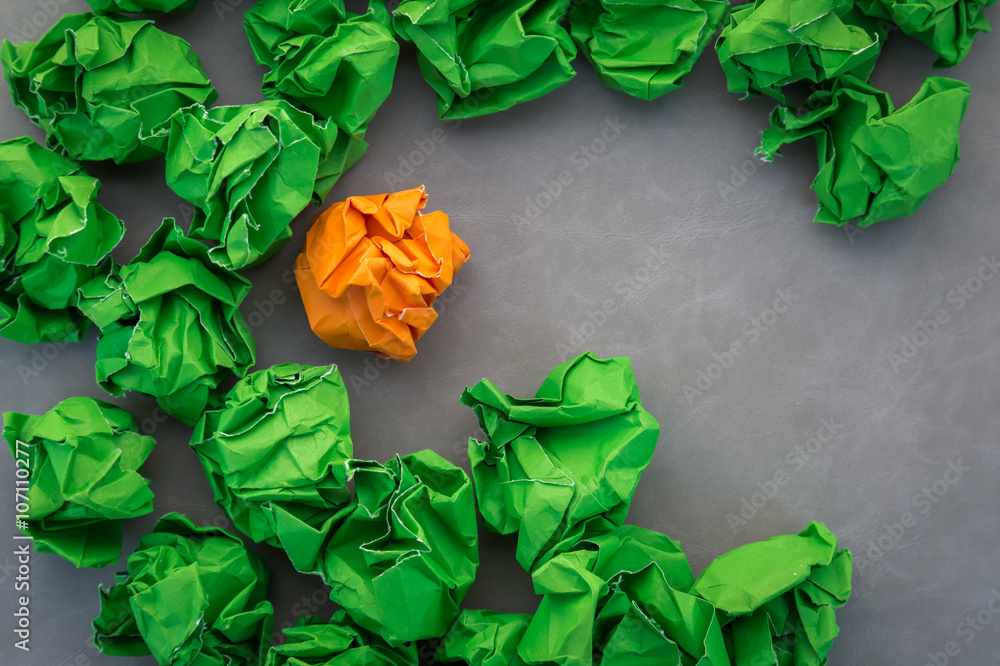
xmin=92 ymin=512 xmax=274 ymax=666
xmin=518 ymin=524 xmax=728 ymax=666
xmin=435 ymin=609 xmax=532 ymax=666
xmin=716 ymin=0 xmax=886 ymax=103
xmin=165 ymin=101 xmax=365 ymax=269
xmin=0 ymin=136 xmax=123 ymax=343
xmin=1 ymin=13 xmax=217 ymax=163
xmin=858 ymin=0 xmax=997 ymax=66
xmin=757 ymin=74 xmax=970 ymax=226
xmin=190 ymin=363 xmax=354 ymax=547
xmin=295 ymin=186 xmax=470 ymax=362
xmin=244 ymin=0 xmax=399 ymax=136
xmin=569 ymin=0 xmax=728 ymax=100
xmin=393 ymin=0 xmax=577 ymax=119
xmin=3 ymin=397 xmax=154 ymax=568
xmin=78 ymin=218 xmax=256 ymax=426
xmin=286 ymin=450 xmax=479 ymax=645
xmin=264 ymin=612 xmax=418 ymax=666
xmin=461 ymin=352 xmax=660 ymax=572
xmin=691 ymin=521 xmax=853 ymax=666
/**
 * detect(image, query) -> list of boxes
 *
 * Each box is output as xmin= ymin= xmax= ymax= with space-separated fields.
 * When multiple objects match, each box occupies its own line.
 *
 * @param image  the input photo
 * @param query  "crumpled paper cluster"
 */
xmin=439 ymin=353 xmax=853 ymax=665
xmin=165 ymin=101 xmax=364 ymax=270
xmin=265 ymin=612 xmax=418 ymax=666
xmin=461 ymin=352 xmax=659 ymax=572
xmin=1 ymin=13 xmax=216 ymax=163
xmin=190 ymin=363 xmax=354 ymax=547
xmin=858 ymin=0 xmax=997 ymax=66
xmin=244 ymin=0 xmax=399 ymax=136
xmin=289 ymin=450 xmax=479 ymax=645
xmin=692 ymin=522 xmax=853 ymax=665
xmin=569 ymin=0 xmax=729 ymax=100
xmin=757 ymin=75 xmax=970 ymax=226
xmin=438 ymin=522 xmax=851 ymax=666
xmin=78 ymin=218 xmax=256 ymax=426
xmin=0 ymin=136 xmax=123 ymax=344
xmin=2 ymin=397 xmax=154 ymax=568
xmin=392 ymin=0 xmax=577 ymax=119
xmin=188 ymin=360 xmax=477 ymax=644
xmin=92 ymin=512 xmax=274 ymax=666
xmin=87 ymin=0 xmax=197 ymax=11
xmin=716 ymin=0 xmax=886 ymax=102
xmin=295 ymin=186 xmax=470 ymax=362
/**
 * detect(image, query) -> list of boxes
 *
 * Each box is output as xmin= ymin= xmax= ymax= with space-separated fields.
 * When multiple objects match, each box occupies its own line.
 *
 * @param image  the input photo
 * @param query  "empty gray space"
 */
xmin=0 ymin=2 xmax=998 ymax=664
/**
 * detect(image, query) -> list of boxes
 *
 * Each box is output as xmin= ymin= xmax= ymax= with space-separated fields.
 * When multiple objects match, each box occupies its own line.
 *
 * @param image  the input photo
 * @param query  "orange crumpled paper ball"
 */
xmin=295 ymin=186 xmax=470 ymax=362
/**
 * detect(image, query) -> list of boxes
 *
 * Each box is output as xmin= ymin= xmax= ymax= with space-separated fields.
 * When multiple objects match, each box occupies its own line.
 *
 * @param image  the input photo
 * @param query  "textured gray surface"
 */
xmin=1 ymin=2 xmax=999 ymax=664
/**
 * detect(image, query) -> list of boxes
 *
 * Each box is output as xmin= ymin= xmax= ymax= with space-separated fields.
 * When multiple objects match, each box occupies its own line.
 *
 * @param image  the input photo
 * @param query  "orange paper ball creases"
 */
xmin=295 ymin=186 xmax=470 ymax=362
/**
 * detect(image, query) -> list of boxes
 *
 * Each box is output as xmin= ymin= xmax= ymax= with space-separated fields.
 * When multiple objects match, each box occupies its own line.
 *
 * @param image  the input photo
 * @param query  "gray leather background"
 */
xmin=1 ymin=2 xmax=998 ymax=664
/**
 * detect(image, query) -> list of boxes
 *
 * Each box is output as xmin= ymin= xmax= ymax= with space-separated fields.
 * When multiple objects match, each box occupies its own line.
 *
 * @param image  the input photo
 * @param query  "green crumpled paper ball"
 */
xmin=692 ymin=521 xmax=853 ymax=666
xmin=165 ymin=101 xmax=365 ymax=269
xmin=461 ymin=351 xmax=660 ymax=573
xmin=92 ymin=512 xmax=274 ymax=666
xmin=191 ymin=363 xmax=354 ymax=548
xmin=435 ymin=609 xmax=532 ymax=666
xmin=1 ymin=13 xmax=217 ymax=163
xmin=0 ymin=136 xmax=123 ymax=344
xmin=264 ymin=612 xmax=418 ymax=666
xmin=287 ymin=450 xmax=479 ymax=645
xmin=716 ymin=0 xmax=886 ymax=103
xmin=87 ymin=0 xmax=198 ymax=11
xmin=516 ymin=524 xmax=730 ymax=666
xmin=2 ymin=397 xmax=155 ymax=569
xmin=757 ymin=74 xmax=970 ymax=226
xmin=244 ymin=0 xmax=399 ymax=137
xmin=858 ymin=0 xmax=997 ymax=67
xmin=569 ymin=0 xmax=729 ymax=100
xmin=393 ymin=0 xmax=577 ymax=119
xmin=77 ymin=217 xmax=256 ymax=427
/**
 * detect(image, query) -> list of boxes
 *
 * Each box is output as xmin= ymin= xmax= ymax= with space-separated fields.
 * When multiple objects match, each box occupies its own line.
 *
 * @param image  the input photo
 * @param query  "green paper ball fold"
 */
xmin=190 ymin=363 xmax=355 ymax=547
xmin=1 ymin=12 xmax=217 ymax=163
xmin=78 ymin=218 xmax=256 ymax=426
xmin=265 ymin=612 xmax=418 ymax=666
xmin=165 ymin=101 xmax=366 ymax=269
xmin=716 ymin=0 xmax=886 ymax=103
xmin=857 ymin=0 xmax=997 ymax=67
xmin=461 ymin=351 xmax=660 ymax=573
xmin=244 ymin=0 xmax=400 ymax=137
xmin=569 ymin=0 xmax=729 ymax=100
xmin=393 ymin=0 xmax=578 ymax=119
xmin=3 ymin=397 xmax=155 ymax=568
xmin=92 ymin=512 xmax=274 ymax=666
xmin=757 ymin=75 xmax=970 ymax=226
xmin=0 ymin=136 xmax=123 ymax=344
